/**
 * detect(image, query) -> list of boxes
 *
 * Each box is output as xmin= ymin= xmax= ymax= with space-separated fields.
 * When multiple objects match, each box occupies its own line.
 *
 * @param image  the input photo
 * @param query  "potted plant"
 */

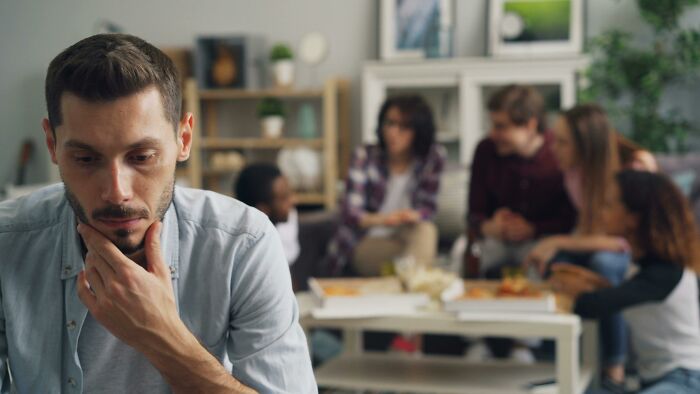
xmin=580 ymin=0 xmax=700 ymax=153
xmin=258 ymin=97 xmax=285 ymax=138
xmin=270 ymin=43 xmax=295 ymax=88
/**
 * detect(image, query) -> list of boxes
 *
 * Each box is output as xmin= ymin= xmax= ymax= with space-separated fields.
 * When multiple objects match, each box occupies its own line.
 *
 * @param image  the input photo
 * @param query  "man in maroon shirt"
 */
xmin=468 ymin=85 xmax=575 ymax=277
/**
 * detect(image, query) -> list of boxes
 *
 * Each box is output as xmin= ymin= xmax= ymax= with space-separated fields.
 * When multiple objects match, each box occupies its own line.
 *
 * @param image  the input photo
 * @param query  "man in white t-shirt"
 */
xmin=235 ymin=163 xmax=300 ymax=265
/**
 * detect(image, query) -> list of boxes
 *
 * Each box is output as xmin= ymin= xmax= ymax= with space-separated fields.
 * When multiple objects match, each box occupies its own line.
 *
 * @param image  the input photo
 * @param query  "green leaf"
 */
xmin=270 ymin=44 xmax=293 ymax=61
xmin=257 ymin=97 xmax=285 ymax=118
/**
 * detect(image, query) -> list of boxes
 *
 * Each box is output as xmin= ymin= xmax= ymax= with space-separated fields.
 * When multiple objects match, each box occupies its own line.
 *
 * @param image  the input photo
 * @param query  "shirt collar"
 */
xmin=60 ymin=198 xmax=180 ymax=280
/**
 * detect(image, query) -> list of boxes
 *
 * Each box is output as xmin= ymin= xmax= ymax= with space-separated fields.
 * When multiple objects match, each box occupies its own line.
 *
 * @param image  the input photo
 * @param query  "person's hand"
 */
xmin=382 ymin=212 xmax=404 ymax=227
xmin=481 ymin=208 xmax=512 ymax=239
xmin=523 ymin=236 xmax=561 ymax=275
xmin=76 ymin=222 xmax=188 ymax=353
xmin=549 ymin=263 xmax=611 ymax=298
xmin=396 ymin=209 xmax=421 ymax=225
xmin=503 ymin=214 xmax=535 ymax=242
xmin=381 ymin=210 xmax=421 ymax=227
xmin=592 ymin=235 xmax=630 ymax=253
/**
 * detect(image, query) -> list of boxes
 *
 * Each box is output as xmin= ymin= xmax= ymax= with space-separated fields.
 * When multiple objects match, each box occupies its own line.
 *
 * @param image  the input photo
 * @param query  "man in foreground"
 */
xmin=0 ymin=33 xmax=316 ymax=393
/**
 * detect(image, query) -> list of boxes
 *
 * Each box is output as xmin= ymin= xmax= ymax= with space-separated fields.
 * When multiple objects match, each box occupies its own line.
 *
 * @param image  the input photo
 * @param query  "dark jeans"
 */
xmin=550 ymin=250 xmax=630 ymax=366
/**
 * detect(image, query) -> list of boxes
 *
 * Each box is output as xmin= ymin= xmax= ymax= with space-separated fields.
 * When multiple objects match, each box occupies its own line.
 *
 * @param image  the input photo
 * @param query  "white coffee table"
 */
xmin=297 ymin=292 xmax=598 ymax=394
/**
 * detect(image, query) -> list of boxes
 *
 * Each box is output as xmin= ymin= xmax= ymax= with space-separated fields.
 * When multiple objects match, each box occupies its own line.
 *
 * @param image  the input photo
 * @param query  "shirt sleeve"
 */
xmin=0 ymin=282 xmax=9 ymax=393
xmin=467 ymin=140 xmax=493 ymax=237
xmin=339 ymin=146 xmax=370 ymax=228
xmin=226 ymin=220 xmax=317 ymax=393
xmin=573 ymin=264 xmax=683 ymax=319
xmin=414 ymin=145 xmax=446 ymax=221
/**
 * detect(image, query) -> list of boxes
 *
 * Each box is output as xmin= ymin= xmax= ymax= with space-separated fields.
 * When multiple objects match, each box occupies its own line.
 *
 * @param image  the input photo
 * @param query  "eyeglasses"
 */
xmin=382 ymin=119 xmax=412 ymax=131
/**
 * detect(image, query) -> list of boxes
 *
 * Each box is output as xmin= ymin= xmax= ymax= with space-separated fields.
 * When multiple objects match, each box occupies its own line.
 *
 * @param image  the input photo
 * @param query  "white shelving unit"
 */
xmin=362 ymin=56 xmax=589 ymax=165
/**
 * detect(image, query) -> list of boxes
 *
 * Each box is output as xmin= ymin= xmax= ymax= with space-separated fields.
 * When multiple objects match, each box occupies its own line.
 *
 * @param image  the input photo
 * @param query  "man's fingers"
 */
xmin=77 ymin=223 xmax=129 ymax=274
xmin=85 ymin=264 xmax=106 ymax=296
xmin=85 ymin=249 xmax=116 ymax=283
xmin=77 ymin=271 xmax=98 ymax=310
xmin=145 ymin=221 xmax=168 ymax=278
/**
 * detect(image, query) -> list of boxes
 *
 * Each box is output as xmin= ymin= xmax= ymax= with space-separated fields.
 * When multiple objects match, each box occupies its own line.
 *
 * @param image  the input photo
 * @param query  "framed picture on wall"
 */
xmin=196 ymin=37 xmax=247 ymax=89
xmin=380 ymin=0 xmax=453 ymax=60
xmin=194 ymin=36 xmax=266 ymax=89
xmin=488 ymin=0 xmax=583 ymax=57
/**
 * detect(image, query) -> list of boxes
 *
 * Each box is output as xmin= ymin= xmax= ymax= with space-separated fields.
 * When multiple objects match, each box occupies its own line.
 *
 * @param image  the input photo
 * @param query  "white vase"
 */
xmin=261 ymin=116 xmax=284 ymax=139
xmin=272 ymin=60 xmax=295 ymax=88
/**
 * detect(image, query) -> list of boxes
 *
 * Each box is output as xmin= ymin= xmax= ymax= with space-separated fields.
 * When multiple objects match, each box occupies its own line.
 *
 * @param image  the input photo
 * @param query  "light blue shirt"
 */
xmin=0 ymin=184 xmax=317 ymax=393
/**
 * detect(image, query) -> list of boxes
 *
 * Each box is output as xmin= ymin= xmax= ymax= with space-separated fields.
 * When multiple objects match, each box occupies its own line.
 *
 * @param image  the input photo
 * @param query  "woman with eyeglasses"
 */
xmin=325 ymin=95 xmax=446 ymax=277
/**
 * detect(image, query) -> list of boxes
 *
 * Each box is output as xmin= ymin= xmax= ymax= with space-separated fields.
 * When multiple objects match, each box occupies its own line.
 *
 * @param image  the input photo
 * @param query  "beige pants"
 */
xmin=352 ymin=222 xmax=438 ymax=277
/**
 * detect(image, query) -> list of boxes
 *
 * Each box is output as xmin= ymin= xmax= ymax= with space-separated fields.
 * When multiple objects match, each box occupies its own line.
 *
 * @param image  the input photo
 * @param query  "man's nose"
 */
xmin=100 ymin=161 xmax=133 ymax=204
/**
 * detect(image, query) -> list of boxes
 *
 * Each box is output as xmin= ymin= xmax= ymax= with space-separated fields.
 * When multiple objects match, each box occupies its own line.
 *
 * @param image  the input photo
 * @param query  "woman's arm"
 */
xmin=413 ymin=145 xmax=446 ymax=220
xmin=525 ymin=234 xmax=628 ymax=274
xmin=549 ymin=234 xmax=628 ymax=253
xmin=573 ymin=264 xmax=683 ymax=318
xmin=339 ymin=147 xmax=372 ymax=228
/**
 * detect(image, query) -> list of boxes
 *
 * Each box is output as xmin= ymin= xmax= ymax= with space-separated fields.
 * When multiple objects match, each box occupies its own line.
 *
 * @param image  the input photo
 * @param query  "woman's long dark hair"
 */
xmin=616 ymin=170 xmax=700 ymax=271
xmin=375 ymin=95 xmax=436 ymax=160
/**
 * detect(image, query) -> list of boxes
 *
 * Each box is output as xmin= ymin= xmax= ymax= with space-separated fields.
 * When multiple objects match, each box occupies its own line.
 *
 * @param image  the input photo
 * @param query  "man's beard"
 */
xmin=64 ymin=177 xmax=175 ymax=255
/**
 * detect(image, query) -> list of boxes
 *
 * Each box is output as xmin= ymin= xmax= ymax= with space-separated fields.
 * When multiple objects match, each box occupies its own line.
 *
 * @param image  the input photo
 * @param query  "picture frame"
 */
xmin=380 ymin=0 xmax=453 ymax=60
xmin=488 ymin=0 xmax=583 ymax=57
xmin=195 ymin=35 xmax=266 ymax=89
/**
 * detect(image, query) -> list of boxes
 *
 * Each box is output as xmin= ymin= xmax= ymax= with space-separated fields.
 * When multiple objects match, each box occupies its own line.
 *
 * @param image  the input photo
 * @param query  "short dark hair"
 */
xmin=45 ymin=33 xmax=181 ymax=132
xmin=376 ymin=95 xmax=436 ymax=159
xmin=487 ymin=84 xmax=546 ymax=133
xmin=235 ymin=163 xmax=283 ymax=207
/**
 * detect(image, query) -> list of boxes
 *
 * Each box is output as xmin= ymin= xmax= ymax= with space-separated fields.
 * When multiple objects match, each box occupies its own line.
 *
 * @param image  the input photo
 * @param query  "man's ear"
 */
xmin=42 ymin=118 xmax=58 ymax=165
xmin=177 ymin=113 xmax=194 ymax=162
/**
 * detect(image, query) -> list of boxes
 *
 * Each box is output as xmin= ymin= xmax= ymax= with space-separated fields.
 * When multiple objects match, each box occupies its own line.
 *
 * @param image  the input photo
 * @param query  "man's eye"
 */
xmin=75 ymin=156 xmax=97 ymax=165
xmin=130 ymin=153 xmax=156 ymax=163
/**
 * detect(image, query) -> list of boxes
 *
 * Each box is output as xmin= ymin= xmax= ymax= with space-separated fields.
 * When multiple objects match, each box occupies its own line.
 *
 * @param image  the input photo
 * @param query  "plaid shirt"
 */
xmin=325 ymin=144 xmax=446 ymax=275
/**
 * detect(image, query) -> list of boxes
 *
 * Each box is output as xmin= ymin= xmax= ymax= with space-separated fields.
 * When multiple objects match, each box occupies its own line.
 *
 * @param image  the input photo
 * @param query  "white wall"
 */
xmin=1 ymin=0 xmax=699 ymax=185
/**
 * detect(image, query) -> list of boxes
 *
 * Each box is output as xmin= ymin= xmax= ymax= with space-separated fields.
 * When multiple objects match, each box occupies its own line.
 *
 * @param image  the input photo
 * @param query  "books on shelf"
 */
xmin=308 ymin=277 xmax=431 ymax=319
xmin=442 ymin=280 xmax=556 ymax=314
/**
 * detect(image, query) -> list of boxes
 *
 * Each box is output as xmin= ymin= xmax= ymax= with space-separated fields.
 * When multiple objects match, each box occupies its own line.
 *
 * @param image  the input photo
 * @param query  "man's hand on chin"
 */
xmin=76 ymin=222 xmax=256 ymax=393
xmin=76 ymin=221 xmax=188 ymax=353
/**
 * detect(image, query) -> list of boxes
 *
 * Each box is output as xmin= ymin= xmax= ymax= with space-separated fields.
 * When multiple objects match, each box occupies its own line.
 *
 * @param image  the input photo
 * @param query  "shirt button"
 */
xmin=67 ymin=377 xmax=76 ymax=387
xmin=169 ymin=266 xmax=176 ymax=275
xmin=66 ymin=320 xmax=77 ymax=330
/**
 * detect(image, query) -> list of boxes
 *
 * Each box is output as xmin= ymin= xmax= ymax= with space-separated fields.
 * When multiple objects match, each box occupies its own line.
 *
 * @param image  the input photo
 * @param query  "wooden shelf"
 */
xmin=315 ymin=354 xmax=592 ymax=394
xmin=198 ymin=88 xmax=323 ymax=100
xmin=202 ymin=168 xmax=239 ymax=177
xmin=202 ymin=137 xmax=323 ymax=150
xmin=197 ymin=177 xmax=324 ymax=205
xmin=295 ymin=193 xmax=325 ymax=205
xmin=184 ymin=78 xmax=349 ymax=209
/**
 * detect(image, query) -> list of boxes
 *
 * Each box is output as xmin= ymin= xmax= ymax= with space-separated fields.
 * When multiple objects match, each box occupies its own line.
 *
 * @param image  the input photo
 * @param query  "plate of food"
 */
xmin=443 ymin=269 xmax=556 ymax=313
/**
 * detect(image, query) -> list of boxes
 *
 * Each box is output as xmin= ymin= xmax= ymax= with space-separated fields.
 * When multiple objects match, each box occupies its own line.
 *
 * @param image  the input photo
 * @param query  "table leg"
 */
xmin=556 ymin=323 xmax=580 ymax=394
xmin=582 ymin=320 xmax=600 ymax=389
xmin=343 ymin=329 xmax=363 ymax=355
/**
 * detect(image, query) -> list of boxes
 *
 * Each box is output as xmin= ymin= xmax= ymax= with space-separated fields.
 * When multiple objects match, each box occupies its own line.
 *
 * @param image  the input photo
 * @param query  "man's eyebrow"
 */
xmin=64 ymin=140 xmax=96 ymax=151
xmin=126 ymin=137 xmax=162 ymax=150
xmin=63 ymin=137 xmax=162 ymax=151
